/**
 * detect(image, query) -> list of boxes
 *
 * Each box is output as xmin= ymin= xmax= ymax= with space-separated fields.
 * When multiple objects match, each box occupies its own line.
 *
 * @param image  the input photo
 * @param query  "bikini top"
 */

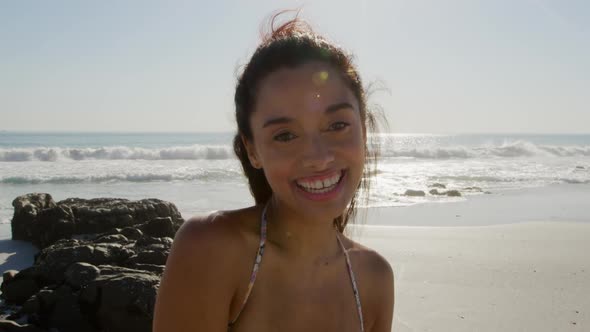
xmin=228 ymin=204 xmax=365 ymax=331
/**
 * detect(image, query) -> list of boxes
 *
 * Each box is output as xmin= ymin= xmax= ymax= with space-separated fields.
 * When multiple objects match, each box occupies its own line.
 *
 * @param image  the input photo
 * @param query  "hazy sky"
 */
xmin=1 ymin=0 xmax=589 ymax=133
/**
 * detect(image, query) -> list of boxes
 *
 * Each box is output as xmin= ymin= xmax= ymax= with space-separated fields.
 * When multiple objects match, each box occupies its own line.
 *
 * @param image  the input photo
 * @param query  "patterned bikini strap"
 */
xmin=336 ymin=234 xmax=365 ymax=332
xmin=228 ymin=203 xmax=268 ymax=327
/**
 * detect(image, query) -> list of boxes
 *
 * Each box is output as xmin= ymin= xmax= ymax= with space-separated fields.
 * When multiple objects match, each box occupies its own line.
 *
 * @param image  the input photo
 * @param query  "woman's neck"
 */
xmin=265 ymin=197 xmax=343 ymax=263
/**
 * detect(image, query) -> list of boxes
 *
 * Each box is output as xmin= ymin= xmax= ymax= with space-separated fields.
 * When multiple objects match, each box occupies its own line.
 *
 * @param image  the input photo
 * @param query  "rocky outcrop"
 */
xmin=404 ymin=189 xmax=426 ymax=197
xmin=429 ymin=189 xmax=446 ymax=195
xmin=428 ymin=188 xmax=463 ymax=197
xmin=10 ymin=194 xmax=56 ymax=248
xmin=0 ymin=319 xmax=46 ymax=332
xmin=2 ymin=193 xmax=185 ymax=332
xmin=11 ymin=193 xmax=183 ymax=249
xmin=446 ymin=190 xmax=462 ymax=197
xmin=463 ymin=186 xmax=483 ymax=192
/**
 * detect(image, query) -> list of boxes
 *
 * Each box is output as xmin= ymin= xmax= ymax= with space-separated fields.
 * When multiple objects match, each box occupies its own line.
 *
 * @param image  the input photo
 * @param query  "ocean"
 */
xmin=1 ymin=132 xmax=589 ymax=232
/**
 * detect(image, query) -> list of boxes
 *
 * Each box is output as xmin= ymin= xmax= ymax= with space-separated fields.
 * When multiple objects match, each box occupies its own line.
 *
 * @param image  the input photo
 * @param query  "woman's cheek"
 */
xmin=262 ymin=150 xmax=295 ymax=191
xmin=340 ymin=133 xmax=366 ymax=184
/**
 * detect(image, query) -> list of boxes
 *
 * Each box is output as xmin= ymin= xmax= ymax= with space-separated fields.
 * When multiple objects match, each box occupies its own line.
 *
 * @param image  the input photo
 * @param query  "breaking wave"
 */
xmin=0 ymin=169 xmax=241 ymax=184
xmin=380 ymin=140 xmax=590 ymax=159
xmin=0 ymin=145 xmax=234 ymax=162
xmin=1 ymin=141 xmax=590 ymax=162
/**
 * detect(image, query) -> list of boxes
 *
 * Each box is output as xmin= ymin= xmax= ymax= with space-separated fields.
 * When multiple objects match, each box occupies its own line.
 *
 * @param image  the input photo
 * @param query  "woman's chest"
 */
xmin=230 ymin=259 xmax=364 ymax=332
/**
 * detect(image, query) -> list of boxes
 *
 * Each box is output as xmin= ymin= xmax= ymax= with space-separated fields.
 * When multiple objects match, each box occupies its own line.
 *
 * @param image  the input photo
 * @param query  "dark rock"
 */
xmin=95 ymin=265 xmax=157 ymax=276
xmin=1 ymin=270 xmax=39 ymax=305
xmin=48 ymin=285 xmax=96 ymax=332
xmin=1 ymin=277 xmax=39 ymax=305
xmin=3 ymin=270 xmax=19 ymax=283
xmin=64 ymin=263 xmax=101 ymax=290
xmin=58 ymin=197 xmax=183 ymax=236
xmin=71 ymin=233 xmax=98 ymax=241
xmin=429 ymin=189 xmax=446 ymax=195
xmin=5 ymin=193 xmax=182 ymax=332
xmin=128 ymin=264 xmax=165 ymax=276
xmin=81 ymin=271 xmax=159 ymax=332
xmin=127 ymin=250 xmax=169 ymax=266
xmin=93 ymin=234 xmax=129 ymax=244
xmin=35 ymin=205 xmax=75 ymax=249
xmin=95 ymin=228 xmax=122 ymax=237
xmin=120 ymin=227 xmax=143 ymax=240
xmin=36 ymin=288 xmax=57 ymax=310
xmin=33 ymin=242 xmax=132 ymax=283
xmin=136 ymin=236 xmax=173 ymax=247
xmin=463 ymin=186 xmax=483 ymax=192
xmin=446 ymin=190 xmax=462 ymax=197
xmin=138 ymin=243 xmax=170 ymax=252
xmin=428 ymin=183 xmax=446 ymax=189
xmin=139 ymin=217 xmax=175 ymax=238
xmin=575 ymin=165 xmax=585 ymax=169
xmin=404 ymin=189 xmax=426 ymax=197
xmin=11 ymin=194 xmax=56 ymax=244
xmin=11 ymin=194 xmax=184 ymax=249
xmin=0 ymin=319 xmax=47 ymax=332
xmin=19 ymin=295 xmax=41 ymax=315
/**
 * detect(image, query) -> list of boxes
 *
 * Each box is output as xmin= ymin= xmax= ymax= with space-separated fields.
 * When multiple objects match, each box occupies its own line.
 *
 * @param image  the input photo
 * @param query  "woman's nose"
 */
xmin=301 ymin=135 xmax=335 ymax=170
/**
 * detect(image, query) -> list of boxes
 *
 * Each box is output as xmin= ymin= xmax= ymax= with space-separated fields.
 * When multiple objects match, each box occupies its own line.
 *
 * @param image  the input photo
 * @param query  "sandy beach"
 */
xmin=351 ymin=185 xmax=590 ymax=331
xmin=1 ymin=185 xmax=589 ymax=331
xmin=354 ymin=222 xmax=589 ymax=331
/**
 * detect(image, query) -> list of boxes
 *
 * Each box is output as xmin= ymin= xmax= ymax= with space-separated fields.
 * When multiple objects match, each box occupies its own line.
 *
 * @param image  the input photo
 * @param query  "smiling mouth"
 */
xmin=295 ymin=170 xmax=345 ymax=194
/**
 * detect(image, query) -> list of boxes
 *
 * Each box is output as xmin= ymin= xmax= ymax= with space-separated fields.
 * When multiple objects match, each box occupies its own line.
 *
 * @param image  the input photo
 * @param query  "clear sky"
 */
xmin=1 ymin=0 xmax=589 ymax=133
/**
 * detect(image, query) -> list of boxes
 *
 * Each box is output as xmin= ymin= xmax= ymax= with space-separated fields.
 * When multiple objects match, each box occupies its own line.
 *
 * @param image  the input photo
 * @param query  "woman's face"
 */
xmin=244 ymin=61 xmax=365 ymax=221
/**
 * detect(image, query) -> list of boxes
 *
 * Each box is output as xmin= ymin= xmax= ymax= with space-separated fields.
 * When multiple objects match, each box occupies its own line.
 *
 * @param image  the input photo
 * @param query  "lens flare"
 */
xmin=312 ymin=70 xmax=329 ymax=86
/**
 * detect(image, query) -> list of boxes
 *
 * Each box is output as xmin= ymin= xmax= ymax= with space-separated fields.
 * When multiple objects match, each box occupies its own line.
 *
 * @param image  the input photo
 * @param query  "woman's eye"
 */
xmin=273 ymin=132 xmax=297 ymax=142
xmin=329 ymin=122 xmax=350 ymax=131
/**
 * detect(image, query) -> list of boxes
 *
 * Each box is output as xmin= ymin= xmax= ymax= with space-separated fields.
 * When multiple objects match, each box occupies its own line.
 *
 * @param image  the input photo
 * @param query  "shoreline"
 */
xmin=1 ymin=182 xmax=589 ymax=227
xmin=359 ymin=183 xmax=590 ymax=227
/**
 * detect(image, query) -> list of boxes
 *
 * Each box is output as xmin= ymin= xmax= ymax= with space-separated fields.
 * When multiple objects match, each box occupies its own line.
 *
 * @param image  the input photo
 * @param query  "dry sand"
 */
xmin=353 ymin=222 xmax=590 ymax=331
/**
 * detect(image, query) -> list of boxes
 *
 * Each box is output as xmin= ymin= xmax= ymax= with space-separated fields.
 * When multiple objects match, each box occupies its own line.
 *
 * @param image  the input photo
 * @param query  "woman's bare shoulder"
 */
xmin=341 ymin=236 xmax=395 ymax=332
xmin=177 ymin=206 xmax=262 ymax=257
xmin=341 ymin=236 xmax=393 ymax=278
xmin=168 ymin=206 xmax=264 ymax=278
xmin=153 ymin=206 xmax=261 ymax=331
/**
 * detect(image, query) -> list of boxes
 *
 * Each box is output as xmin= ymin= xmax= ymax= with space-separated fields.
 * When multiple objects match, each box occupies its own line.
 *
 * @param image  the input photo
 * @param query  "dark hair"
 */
xmin=233 ymin=11 xmax=382 ymax=232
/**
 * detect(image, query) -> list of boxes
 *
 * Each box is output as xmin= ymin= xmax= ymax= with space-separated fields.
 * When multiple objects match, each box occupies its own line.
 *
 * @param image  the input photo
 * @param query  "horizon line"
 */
xmin=2 ymin=130 xmax=590 ymax=136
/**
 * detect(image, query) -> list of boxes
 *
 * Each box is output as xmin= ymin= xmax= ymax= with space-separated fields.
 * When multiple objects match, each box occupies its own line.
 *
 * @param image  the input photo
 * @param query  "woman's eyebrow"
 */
xmin=325 ymin=102 xmax=354 ymax=114
xmin=262 ymin=102 xmax=355 ymax=129
xmin=262 ymin=116 xmax=292 ymax=128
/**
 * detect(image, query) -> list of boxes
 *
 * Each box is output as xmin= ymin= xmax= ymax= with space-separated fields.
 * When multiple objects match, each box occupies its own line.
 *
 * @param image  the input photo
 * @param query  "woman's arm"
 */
xmin=153 ymin=215 xmax=237 ymax=332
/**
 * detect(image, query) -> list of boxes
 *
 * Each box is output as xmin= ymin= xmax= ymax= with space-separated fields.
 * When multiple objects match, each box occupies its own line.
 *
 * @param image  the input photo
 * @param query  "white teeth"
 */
xmin=296 ymin=171 xmax=343 ymax=193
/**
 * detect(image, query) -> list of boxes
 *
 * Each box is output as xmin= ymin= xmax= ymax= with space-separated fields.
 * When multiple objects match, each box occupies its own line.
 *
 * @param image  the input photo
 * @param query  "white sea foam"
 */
xmin=0 ymin=145 xmax=234 ymax=162
xmin=380 ymin=140 xmax=590 ymax=159
xmin=1 ymin=134 xmax=589 ymax=222
xmin=1 ymin=141 xmax=590 ymax=162
xmin=0 ymin=169 xmax=242 ymax=184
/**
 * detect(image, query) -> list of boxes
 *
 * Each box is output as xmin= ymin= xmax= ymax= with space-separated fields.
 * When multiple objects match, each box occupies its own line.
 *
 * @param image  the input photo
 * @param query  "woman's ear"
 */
xmin=241 ymin=135 xmax=262 ymax=169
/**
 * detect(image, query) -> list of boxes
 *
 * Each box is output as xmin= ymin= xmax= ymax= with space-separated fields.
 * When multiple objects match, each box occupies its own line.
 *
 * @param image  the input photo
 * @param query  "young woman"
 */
xmin=153 ymin=13 xmax=394 ymax=332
